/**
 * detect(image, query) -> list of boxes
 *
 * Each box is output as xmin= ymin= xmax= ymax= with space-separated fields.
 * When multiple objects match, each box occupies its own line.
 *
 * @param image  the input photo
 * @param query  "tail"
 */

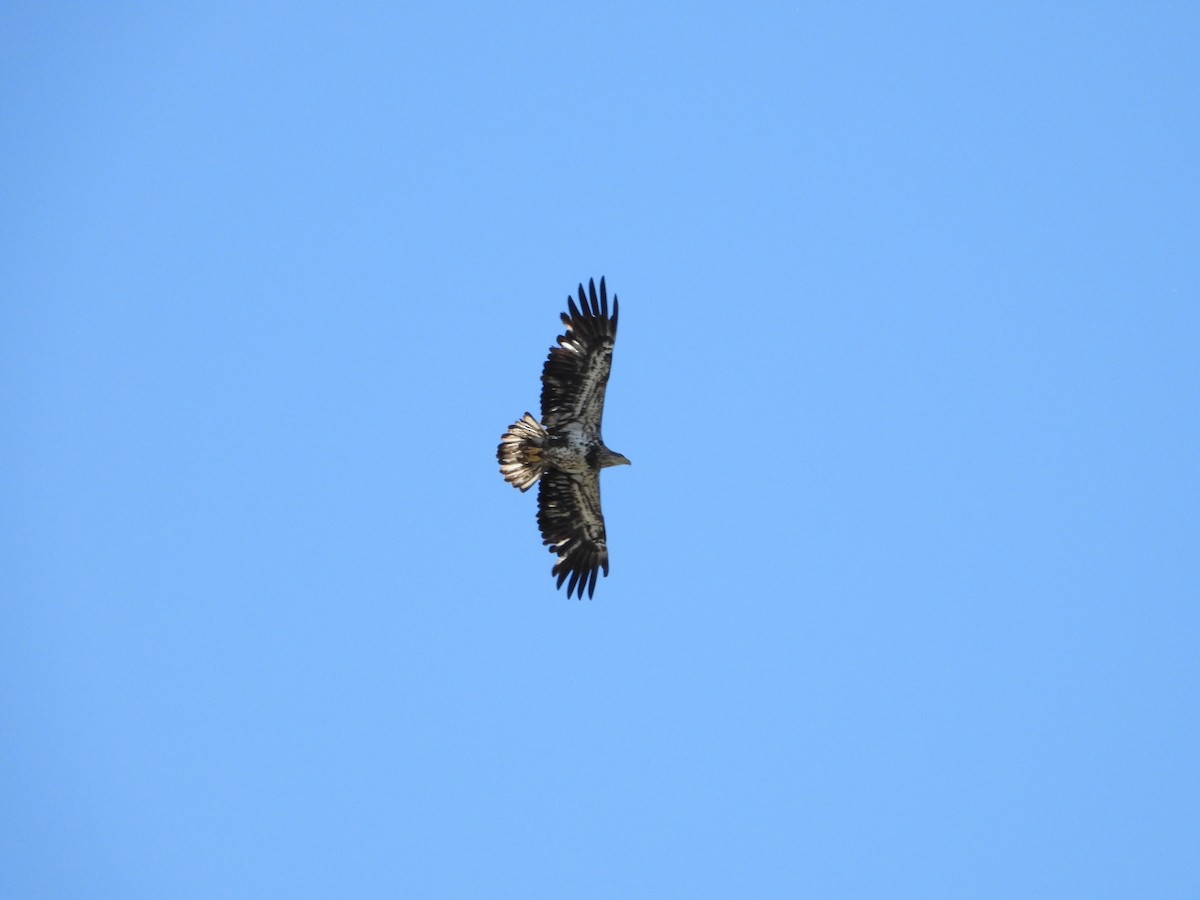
xmin=497 ymin=412 xmax=548 ymax=492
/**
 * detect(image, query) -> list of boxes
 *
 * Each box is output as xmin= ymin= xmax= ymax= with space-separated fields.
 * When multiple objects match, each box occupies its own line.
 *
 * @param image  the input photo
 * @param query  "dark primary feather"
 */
xmin=540 ymin=277 xmax=619 ymax=429
xmin=537 ymin=469 xmax=609 ymax=599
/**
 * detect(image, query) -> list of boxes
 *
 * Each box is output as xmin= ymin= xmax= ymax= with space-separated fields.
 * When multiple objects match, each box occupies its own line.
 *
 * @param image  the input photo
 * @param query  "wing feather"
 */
xmin=540 ymin=277 xmax=619 ymax=430
xmin=537 ymin=469 xmax=609 ymax=599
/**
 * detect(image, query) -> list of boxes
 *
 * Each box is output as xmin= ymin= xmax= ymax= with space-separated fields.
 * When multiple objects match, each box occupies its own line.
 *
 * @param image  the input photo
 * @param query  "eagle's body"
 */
xmin=497 ymin=278 xmax=629 ymax=599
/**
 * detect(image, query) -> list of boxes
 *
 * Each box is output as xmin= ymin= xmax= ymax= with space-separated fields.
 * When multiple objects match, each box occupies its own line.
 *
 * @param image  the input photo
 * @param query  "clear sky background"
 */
xmin=3 ymin=3 xmax=1198 ymax=897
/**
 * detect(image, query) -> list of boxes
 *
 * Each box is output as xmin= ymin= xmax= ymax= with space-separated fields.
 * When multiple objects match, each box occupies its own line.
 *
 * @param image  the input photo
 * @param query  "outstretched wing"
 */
xmin=540 ymin=277 xmax=619 ymax=431
xmin=537 ymin=469 xmax=609 ymax=599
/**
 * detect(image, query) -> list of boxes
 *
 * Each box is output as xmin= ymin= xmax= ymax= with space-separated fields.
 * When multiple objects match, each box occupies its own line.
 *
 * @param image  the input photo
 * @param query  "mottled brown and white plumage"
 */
xmin=497 ymin=278 xmax=629 ymax=599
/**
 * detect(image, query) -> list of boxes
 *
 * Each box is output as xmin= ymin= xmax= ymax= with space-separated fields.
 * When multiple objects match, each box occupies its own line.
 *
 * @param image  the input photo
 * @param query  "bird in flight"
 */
xmin=498 ymin=278 xmax=630 ymax=599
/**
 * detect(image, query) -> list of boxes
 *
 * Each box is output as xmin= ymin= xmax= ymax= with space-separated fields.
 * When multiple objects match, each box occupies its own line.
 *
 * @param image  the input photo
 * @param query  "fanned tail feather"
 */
xmin=497 ymin=413 xmax=548 ymax=491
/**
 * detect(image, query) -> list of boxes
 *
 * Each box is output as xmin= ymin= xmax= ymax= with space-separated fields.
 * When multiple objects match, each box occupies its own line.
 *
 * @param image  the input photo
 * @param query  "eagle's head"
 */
xmin=597 ymin=448 xmax=631 ymax=469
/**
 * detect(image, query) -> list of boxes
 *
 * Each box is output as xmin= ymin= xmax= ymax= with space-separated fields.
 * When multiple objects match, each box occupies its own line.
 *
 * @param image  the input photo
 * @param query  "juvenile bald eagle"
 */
xmin=498 ymin=277 xmax=629 ymax=599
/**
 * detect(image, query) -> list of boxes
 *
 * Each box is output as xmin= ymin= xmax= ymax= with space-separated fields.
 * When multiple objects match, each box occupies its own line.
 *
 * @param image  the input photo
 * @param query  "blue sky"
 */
xmin=3 ymin=3 xmax=1198 ymax=896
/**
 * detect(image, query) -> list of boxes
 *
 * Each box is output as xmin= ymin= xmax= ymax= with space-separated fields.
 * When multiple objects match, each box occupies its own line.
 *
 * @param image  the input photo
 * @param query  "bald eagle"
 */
xmin=498 ymin=278 xmax=630 ymax=599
